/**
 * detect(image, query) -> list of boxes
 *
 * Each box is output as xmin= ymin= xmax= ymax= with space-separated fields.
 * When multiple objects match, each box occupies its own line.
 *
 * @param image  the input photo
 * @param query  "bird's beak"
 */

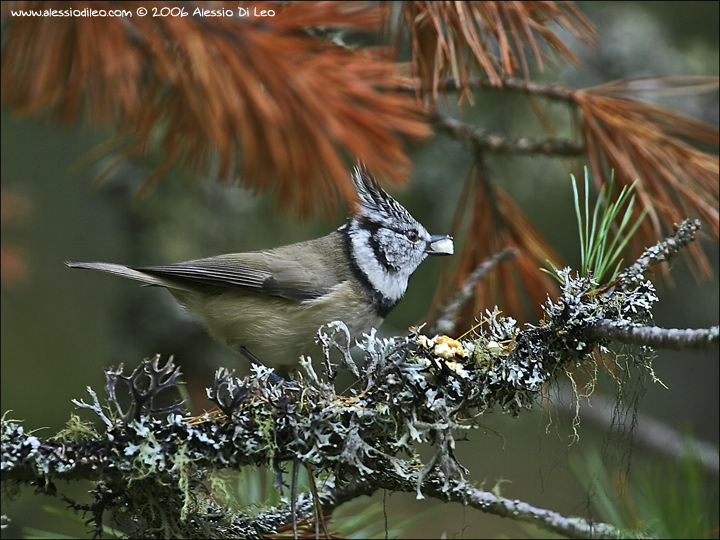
xmin=426 ymin=235 xmax=454 ymax=255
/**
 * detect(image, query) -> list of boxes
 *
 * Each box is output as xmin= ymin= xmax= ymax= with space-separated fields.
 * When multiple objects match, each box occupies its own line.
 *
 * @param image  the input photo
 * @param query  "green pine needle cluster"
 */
xmin=546 ymin=168 xmax=647 ymax=286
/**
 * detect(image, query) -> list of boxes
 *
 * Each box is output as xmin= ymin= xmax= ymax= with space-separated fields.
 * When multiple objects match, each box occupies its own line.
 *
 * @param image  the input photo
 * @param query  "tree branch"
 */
xmin=618 ymin=219 xmax=702 ymax=284
xmin=587 ymin=320 xmax=719 ymax=350
xmin=431 ymin=110 xmax=586 ymax=155
xmin=325 ymin=474 xmax=631 ymax=539
xmin=434 ymin=75 xmax=579 ymax=102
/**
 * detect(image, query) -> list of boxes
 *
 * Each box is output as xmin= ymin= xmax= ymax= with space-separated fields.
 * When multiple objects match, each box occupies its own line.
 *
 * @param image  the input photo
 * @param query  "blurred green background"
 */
xmin=1 ymin=1 xmax=718 ymax=538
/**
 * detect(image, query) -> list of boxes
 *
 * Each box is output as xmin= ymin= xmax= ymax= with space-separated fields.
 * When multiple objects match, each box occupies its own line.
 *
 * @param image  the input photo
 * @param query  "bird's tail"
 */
xmin=65 ymin=261 xmax=178 ymax=288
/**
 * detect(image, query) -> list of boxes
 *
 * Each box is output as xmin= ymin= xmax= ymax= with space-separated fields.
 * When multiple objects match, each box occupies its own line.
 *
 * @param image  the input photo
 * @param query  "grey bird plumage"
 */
xmin=66 ymin=167 xmax=454 ymax=371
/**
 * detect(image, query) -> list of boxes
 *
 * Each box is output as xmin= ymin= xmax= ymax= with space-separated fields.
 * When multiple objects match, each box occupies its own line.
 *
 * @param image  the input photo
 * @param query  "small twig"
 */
xmin=402 ymin=75 xmax=579 ymax=102
xmin=304 ymin=462 xmax=329 ymax=539
xmin=618 ymin=219 xmax=702 ymax=284
xmin=431 ymin=111 xmax=585 ymax=156
xmin=461 ymin=76 xmax=578 ymax=102
xmin=587 ymin=320 xmax=719 ymax=350
xmin=432 ymin=247 xmax=518 ymax=335
xmin=424 ymin=481 xmax=629 ymax=540
xmin=291 ymin=460 xmax=299 ymax=539
xmin=325 ymin=475 xmax=631 ymax=539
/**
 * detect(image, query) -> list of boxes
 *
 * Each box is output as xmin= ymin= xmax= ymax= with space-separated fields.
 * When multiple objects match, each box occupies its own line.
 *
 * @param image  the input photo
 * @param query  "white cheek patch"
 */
xmin=350 ymin=228 xmax=409 ymax=302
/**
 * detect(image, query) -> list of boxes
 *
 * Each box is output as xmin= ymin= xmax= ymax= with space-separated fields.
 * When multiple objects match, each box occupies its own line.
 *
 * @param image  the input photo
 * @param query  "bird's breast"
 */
xmin=170 ymin=281 xmax=382 ymax=368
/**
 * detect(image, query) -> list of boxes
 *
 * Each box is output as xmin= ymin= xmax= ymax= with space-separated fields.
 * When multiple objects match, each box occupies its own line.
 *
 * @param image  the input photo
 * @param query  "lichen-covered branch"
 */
xmin=2 ymin=221 xmax=714 ymax=538
xmin=618 ymin=219 xmax=702 ymax=284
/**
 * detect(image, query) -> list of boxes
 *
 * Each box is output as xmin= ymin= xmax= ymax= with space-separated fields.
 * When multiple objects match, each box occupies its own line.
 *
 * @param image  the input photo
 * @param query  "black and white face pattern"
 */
xmin=342 ymin=167 xmax=436 ymax=316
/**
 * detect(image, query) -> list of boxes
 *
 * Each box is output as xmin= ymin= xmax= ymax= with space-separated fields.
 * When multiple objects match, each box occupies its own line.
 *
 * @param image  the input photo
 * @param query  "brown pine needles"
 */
xmin=576 ymin=78 xmax=719 ymax=279
xmin=1 ymin=1 xmax=429 ymax=216
xmin=429 ymin=163 xmax=564 ymax=325
xmin=388 ymin=1 xmax=595 ymax=103
xmin=1 ymin=1 xmax=717 ymax=331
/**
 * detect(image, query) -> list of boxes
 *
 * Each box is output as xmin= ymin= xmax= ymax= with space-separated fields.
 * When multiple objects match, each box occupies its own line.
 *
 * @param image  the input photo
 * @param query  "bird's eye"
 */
xmin=406 ymin=230 xmax=419 ymax=242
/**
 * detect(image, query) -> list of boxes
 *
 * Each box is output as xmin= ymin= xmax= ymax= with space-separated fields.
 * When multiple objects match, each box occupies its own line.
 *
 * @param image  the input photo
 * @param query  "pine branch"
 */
xmin=432 ymin=110 xmax=586 ymax=155
xmin=0 ymin=1 xmax=431 ymax=216
xmin=429 ymin=74 xmax=579 ymax=101
xmin=576 ymin=81 xmax=719 ymax=279
xmin=431 ymin=72 xmax=717 ymax=321
xmin=388 ymin=1 xmax=595 ymax=103
xmin=3 ymin=413 xmax=635 ymax=539
xmin=577 ymin=219 xmax=718 ymax=349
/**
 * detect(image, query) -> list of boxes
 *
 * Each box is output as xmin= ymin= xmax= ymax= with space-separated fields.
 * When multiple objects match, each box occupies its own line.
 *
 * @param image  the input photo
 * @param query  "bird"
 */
xmin=66 ymin=166 xmax=454 ymax=373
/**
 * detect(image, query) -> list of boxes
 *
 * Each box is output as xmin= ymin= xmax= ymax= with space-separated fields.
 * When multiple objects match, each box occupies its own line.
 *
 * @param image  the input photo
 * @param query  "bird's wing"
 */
xmin=135 ymin=251 xmax=329 ymax=301
xmin=68 ymin=234 xmax=346 ymax=302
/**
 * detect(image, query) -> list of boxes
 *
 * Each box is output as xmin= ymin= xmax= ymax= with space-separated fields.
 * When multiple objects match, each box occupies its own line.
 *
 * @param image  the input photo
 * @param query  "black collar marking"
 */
xmin=341 ymin=222 xmax=399 ymax=318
